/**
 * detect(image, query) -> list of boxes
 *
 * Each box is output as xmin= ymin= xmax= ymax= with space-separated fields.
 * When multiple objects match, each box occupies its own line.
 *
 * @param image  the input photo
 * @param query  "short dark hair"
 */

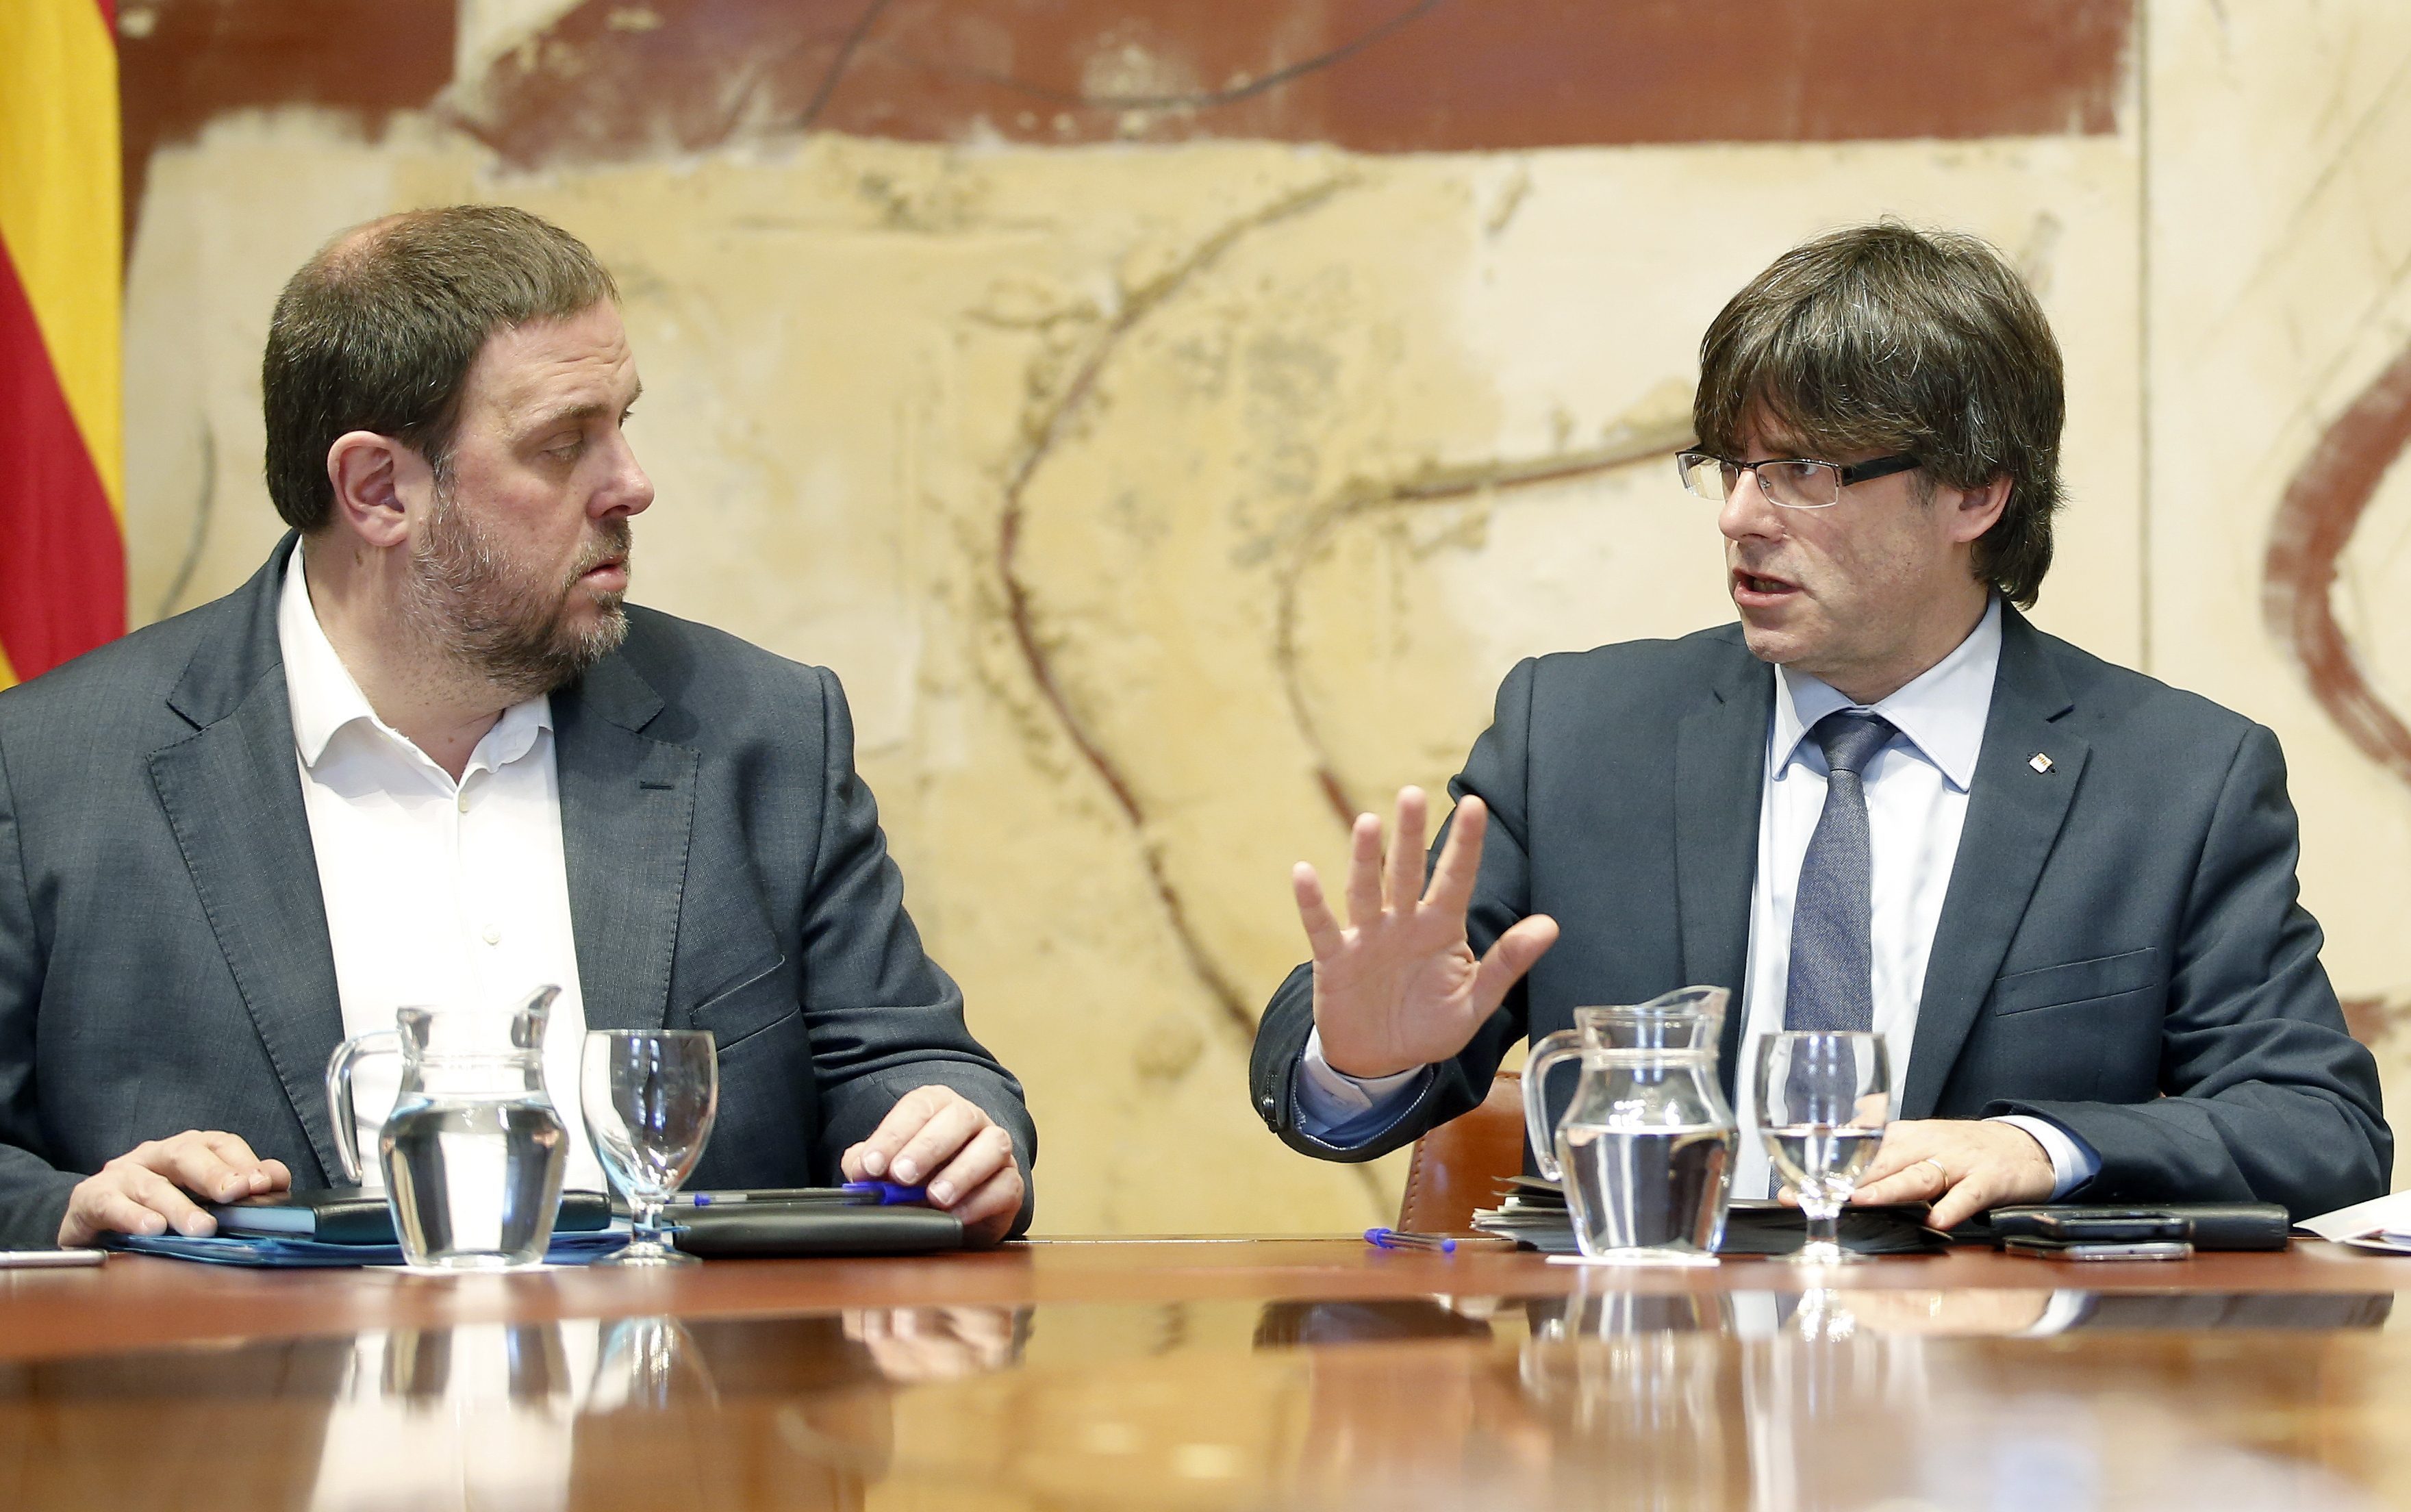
xmin=1692 ymin=220 xmax=2067 ymax=607
xmin=261 ymin=205 xmax=618 ymax=531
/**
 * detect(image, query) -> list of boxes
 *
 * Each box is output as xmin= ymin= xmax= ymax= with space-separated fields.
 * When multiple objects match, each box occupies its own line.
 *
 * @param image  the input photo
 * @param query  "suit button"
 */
xmin=1259 ymin=1094 xmax=1277 ymax=1124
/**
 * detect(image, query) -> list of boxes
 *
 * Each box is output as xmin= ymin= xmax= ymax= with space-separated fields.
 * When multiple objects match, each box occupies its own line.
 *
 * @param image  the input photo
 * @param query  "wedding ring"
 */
xmin=1916 ymin=1157 xmax=1950 ymax=1187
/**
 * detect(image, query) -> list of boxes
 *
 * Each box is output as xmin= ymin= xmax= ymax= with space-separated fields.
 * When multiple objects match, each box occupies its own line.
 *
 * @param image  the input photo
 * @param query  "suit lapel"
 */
xmin=553 ymin=648 xmax=698 ymax=1033
xmin=1674 ymin=643 xmax=1772 ymax=1097
xmin=1900 ymin=609 xmax=2087 ymax=1118
xmin=149 ymin=535 xmax=349 ymax=1181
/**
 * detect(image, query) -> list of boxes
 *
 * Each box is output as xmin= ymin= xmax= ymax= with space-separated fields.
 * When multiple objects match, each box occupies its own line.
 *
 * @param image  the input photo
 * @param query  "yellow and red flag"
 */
xmin=0 ymin=0 xmax=125 ymax=690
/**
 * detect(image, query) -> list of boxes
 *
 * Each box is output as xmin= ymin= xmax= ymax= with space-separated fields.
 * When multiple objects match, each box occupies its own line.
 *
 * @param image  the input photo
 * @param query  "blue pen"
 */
xmin=1364 ymin=1226 xmax=1457 ymax=1254
xmin=842 ymin=1181 xmax=929 ymax=1205
xmin=679 ymin=1183 xmax=929 ymax=1208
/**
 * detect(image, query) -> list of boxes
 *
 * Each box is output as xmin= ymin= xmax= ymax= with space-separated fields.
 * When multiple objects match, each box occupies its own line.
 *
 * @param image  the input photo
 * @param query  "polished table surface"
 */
xmin=5 ymin=1237 xmax=2411 ymax=1510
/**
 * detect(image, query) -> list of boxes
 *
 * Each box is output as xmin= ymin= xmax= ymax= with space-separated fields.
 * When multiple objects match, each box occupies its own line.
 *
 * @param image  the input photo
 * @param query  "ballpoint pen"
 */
xmin=1364 ymin=1227 xmax=1459 ymax=1253
xmin=671 ymin=1183 xmax=929 ymax=1207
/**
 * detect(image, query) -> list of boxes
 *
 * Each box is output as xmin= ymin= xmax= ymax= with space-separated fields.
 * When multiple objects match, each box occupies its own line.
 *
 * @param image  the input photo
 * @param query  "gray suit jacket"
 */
xmin=1249 ymin=610 xmax=2390 ymax=1218
xmin=0 ymin=535 xmax=1034 ymax=1247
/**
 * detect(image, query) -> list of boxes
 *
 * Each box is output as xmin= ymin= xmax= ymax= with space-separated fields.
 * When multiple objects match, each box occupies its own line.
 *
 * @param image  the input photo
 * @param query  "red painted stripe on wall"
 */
xmin=0 ymin=242 xmax=125 ymax=681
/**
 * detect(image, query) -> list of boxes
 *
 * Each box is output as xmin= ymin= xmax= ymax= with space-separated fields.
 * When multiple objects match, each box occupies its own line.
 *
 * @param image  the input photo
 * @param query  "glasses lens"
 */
xmin=1761 ymin=460 xmax=1841 ymax=509
xmin=1676 ymin=453 xmax=1729 ymax=501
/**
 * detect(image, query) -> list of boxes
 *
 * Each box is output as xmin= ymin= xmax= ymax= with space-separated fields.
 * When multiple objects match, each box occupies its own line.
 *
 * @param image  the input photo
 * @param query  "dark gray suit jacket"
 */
xmin=1249 ymin=610 xmax=2390 ymax=1218
xmin=0 ymin=535 xmax=1034 ymax=1248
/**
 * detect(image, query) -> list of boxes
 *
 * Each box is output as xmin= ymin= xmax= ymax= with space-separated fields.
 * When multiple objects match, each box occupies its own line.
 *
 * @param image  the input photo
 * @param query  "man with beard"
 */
xmin=0 ymin=206 xmax=1035 ymax=1248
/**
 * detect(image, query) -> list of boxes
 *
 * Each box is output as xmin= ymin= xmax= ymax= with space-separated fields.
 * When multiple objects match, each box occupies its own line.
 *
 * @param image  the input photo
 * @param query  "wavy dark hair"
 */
xmin=1693 ymin=220 xmax=2066 ymax=607
xmin=262 ymin=205 xmax=617 ymax=531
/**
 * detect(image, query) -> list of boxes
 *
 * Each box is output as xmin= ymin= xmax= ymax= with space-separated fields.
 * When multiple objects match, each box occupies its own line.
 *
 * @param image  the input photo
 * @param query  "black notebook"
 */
xmin=1718 ymin=1199 xmax=1949 ymax=1256
xmin=206 ymin=1187 xmax=614 ymax=1246
xmin=1472 ymin=1178 xmax=1947 ymax=1256
xmin=669 ymin=1202 xmax=963 ymax=1257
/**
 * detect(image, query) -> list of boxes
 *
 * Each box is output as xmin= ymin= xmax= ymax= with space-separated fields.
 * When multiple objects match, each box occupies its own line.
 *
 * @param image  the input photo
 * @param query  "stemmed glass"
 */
xmin=1753 ymin=1031 xmax=1891 ymax=1266
xmin=581 ymin=1029 xmax=719 ymax=1267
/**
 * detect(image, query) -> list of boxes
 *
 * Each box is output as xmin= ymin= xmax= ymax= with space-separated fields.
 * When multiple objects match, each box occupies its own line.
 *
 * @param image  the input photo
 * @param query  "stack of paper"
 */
xmin=1470 ymin=1176 xmax=1578 ymax=1254
xmin=2296 ymin=1192 xmax=2411 ymax=1254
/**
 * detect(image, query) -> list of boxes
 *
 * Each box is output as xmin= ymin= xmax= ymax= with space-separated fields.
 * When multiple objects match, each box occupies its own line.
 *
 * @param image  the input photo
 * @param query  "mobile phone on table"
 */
xmin=2025 ymin=1209 xmax=2189 ymax=1244
xmin=2002 ymin=1236 xmax=2193 ymax=1261
xmin=1991 ymin=1207 xmax=2191 ymax=1244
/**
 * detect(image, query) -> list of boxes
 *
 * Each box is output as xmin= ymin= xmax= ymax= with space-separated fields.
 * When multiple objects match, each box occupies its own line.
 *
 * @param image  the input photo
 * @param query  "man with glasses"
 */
xmin=1248 ymin=221 xmax=2388 ymax=1226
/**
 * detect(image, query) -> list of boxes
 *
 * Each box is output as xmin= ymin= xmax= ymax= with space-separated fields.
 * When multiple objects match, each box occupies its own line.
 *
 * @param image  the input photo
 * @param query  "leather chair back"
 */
xmin=1395 ymin=1072 xmax=1526 ymax=1233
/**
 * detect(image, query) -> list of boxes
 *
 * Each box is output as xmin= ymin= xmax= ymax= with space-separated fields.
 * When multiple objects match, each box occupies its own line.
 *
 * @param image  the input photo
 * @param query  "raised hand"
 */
xmin=1292 ymin=786 xmax=1559 ymax=1080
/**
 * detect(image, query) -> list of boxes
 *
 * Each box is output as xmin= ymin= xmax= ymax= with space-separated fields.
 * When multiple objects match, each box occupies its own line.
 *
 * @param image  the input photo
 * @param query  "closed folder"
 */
xmin=669 ymin=1202 xmax=963 ymax=1257
xmin=206 ymin=1187 xmax=614 ymax=1245
xmin=105 ymin=1228 xmax=627 ymax=1268
xmin=1718 ymin=1199 xmax=1949 ymax=1256
xmin=1983 ymin=1202 xmax=2291 ymax=1252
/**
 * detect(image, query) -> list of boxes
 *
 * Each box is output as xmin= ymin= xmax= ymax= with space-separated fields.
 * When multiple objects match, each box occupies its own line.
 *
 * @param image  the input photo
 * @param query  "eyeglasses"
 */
xmin=1675 ymin=449 xmax=1921 ymax=510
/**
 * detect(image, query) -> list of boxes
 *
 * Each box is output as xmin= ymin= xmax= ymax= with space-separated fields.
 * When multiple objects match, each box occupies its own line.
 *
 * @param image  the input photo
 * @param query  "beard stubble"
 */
xmin=404 ymin=487 xmax=632 ymax=702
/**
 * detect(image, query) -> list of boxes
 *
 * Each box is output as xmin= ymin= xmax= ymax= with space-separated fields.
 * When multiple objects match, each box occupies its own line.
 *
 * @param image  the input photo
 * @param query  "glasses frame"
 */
xmin=1676 ymin=449 xmax=1921 ymax=510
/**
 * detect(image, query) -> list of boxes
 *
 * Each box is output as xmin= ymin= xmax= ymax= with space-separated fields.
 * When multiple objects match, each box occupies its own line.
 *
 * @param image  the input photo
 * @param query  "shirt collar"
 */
xmin=277 ymin=542 xmax=552 ymax=776
xmin=1770 ymin=595 xmax=2002 ymax=793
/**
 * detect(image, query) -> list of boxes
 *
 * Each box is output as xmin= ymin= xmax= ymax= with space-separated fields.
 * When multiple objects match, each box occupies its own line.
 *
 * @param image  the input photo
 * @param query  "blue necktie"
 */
xmin=1784 ymin=711 xmax=1896 ymax=1033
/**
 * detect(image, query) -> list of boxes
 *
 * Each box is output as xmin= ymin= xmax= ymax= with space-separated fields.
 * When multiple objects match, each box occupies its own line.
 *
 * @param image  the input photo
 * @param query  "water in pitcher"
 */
xmin=1558 ymin=1123 xmax=1734 ymax=1255
xmin=381 ymin=1096 xmax=567 ymax=1269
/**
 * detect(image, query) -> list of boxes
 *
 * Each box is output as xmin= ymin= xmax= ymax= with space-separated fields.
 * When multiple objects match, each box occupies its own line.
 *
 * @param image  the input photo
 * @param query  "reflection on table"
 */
xmin=0 ymin=1306 xmax=1031 ymax=1512
xmin=1261 ymin=1285 xmax=2395 ymax=1512
xmin=0 ymin=1255 xmax=2403 ymax=1511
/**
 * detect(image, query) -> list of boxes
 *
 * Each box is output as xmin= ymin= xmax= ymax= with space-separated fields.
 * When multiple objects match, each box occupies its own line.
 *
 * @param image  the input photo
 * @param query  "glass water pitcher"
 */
xmin=324 ymin=985 xmax=570 ymax=1270
xmin=1520 ymin=985 xmax=1737 ymax=1262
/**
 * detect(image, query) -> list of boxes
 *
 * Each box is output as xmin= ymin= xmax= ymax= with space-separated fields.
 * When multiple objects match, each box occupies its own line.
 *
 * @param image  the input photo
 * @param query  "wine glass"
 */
xmin=581 ymin=1029 xmax=718 ymax=1267
xmin=1753 ymin=1031 xmax=1891 ymax=1266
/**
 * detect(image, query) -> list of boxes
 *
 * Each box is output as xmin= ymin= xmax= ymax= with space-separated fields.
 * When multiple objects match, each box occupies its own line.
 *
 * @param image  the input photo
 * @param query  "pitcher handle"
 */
xmin=324 ymin=1030 xmax=399 ymax=1186
xmin=1521 ymin=1029 xmax=1585 ymax=1182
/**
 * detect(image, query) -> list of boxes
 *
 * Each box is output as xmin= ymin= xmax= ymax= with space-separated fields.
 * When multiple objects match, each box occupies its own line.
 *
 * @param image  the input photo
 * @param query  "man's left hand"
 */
xmin=1850 ymin=1119 xmax=2056 ymax=1231
xmin=841 ymin=1086 xmax=1024 ymax=1247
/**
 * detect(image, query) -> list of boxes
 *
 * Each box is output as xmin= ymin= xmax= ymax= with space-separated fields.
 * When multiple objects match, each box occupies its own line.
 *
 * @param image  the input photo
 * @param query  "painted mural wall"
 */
xmin=108 ymin=0 xmax=2410 ymax=1233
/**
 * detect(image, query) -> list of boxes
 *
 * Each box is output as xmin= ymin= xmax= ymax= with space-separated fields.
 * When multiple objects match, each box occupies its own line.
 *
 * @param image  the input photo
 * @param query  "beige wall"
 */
xmin=118 ymin=0 xmax=2411 ymax=1231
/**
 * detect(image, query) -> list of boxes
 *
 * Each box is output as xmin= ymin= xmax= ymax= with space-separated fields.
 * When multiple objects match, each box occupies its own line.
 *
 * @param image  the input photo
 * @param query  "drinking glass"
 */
xmin=581 ymin=1030 xmax=719 ymax=1267
xmin=1752 ymin=1031 xmax=1890 ymax=1266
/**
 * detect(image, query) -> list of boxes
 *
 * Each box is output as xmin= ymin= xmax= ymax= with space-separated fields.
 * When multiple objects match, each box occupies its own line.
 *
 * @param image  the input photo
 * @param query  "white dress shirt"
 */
xmin=279 ymin=547 xmax=605 ymax=1194
xmin=1298 ymin=597 xmax=2097 ymax=1199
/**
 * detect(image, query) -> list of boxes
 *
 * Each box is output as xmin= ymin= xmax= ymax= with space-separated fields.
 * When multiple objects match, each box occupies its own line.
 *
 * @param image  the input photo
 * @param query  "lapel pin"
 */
xmin=2029 ymin=753 xmax=2054 ymax=774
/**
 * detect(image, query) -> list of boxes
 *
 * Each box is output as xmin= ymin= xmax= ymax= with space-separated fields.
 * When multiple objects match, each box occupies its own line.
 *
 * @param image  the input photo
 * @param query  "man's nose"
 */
xmin=1718 ymin=467 xmax=1783 ymax=542
xmin=594 ymin=433 xmax=655 ymax=518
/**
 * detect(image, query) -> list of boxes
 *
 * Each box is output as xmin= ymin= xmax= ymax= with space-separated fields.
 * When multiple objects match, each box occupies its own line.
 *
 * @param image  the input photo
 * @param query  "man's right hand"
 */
xmin=58 ymin=1131 xmax=292 ymax=1247
xmin=1293 ymin=786 xmax=1560 ymax=1080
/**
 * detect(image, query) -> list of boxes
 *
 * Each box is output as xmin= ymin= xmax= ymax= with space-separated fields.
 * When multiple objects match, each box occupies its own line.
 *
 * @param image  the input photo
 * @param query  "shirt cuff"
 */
xmin=1990 ymin=1113 xmax=2101 ymax=1200
xmin=1296 ymin=1027 xmax=1430 ymax=1142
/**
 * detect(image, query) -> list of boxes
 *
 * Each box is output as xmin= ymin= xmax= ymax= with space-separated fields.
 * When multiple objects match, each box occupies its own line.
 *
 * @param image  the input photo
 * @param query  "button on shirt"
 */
xmin=1298 ymin=598 xmax=2097 ymax=1200
xmin=278 ymin=549 xmax=605 ymax=1194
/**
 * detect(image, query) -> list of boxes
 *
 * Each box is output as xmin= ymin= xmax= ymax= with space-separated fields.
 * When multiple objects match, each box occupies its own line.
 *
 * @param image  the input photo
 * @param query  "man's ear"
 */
xmin=1948 ymin=473 xmax=2013 ymax=545
xmin=325 ymin=431 xmax=423 ymax=550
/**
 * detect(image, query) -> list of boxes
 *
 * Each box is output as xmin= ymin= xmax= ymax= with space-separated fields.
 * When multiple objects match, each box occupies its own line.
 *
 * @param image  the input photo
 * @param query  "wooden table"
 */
xmin=3 ymin=1238 xmax=2408 ymax=1509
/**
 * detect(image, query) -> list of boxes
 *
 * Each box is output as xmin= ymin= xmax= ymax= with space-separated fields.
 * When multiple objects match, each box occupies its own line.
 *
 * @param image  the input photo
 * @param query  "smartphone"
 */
xmin=1992 ymin=1207 xmax=2191 ymax=1244
xmin=2030 ymin=1210 xmax=2190 ymax=1244
xmin=2003 ymin=1236 xmax=2194 ymax=1261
